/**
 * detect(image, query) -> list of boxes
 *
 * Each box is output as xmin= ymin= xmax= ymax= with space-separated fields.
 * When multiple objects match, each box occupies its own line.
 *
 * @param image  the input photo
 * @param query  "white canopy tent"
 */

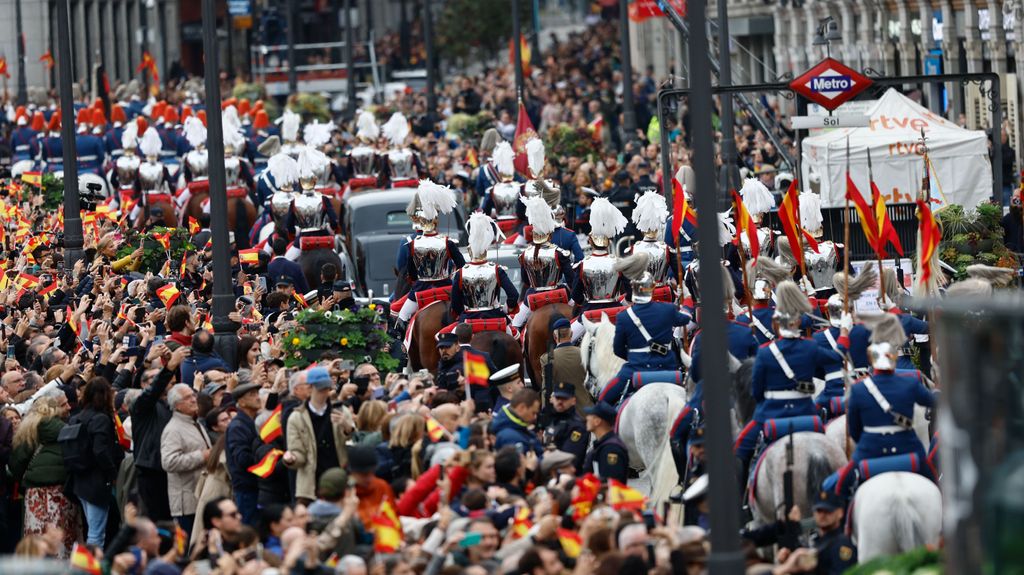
xmin=801 ymin=88 xmax=993 ymax=210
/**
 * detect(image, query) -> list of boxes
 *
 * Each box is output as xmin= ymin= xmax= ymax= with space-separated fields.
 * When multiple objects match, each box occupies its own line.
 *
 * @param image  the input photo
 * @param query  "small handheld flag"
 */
xmin=371 ymin=500 xmax=403 ymax=553
xmin=248 ymin=448 xmax=284 ymax=478
xmin=259 ymin=404 xmax=283 ymax=443
xmin=239 ymin=247 xmax=260 ymax=265
xmin=463 ymin=350 xmax=490 ymax=387
xmin=156 ymin=283 xmax=181 ymax=308
xmin=70 ymin=543 xmax=101 ymax=575
xmin=608 ymin=478 xmax=646 ymax=511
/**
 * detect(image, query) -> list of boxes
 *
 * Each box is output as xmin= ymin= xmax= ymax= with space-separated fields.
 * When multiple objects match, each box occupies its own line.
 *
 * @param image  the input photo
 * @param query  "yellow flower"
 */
xmin=368 ymin=303 xmax=376 ymax=310
xmin=340 ymin=337 xmax=349 ymax=346
xmin=291 ymin=337 xmax=300 ymax=346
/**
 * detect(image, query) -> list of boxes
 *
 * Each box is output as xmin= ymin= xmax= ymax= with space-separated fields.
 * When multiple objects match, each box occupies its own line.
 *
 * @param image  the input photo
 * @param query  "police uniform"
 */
xmin=538 ymin=381 xmax=588 ymax=471
xmin=40 ymin=133 xmax=64 ymax=173
xmin=600 ymin=300 xmax=690 ymax=405
xmin=435 ymin=332 xmax=464 ymax=391
xmin=582 ymin=402 xmax=629 ymax=483
xmin=809 ymin=490 xmax=858 ymax=574
xmin=681 ymin=426 xmax=706 ymax=524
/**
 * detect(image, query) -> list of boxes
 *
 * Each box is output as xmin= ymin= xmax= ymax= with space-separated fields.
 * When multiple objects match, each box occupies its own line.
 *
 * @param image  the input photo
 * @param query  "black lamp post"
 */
xmin=56 ymin=0 xmax=84 ymax=271
xmin=423 ymin=0 xmax=436 ymax=119
xmin=15 ymin=0 xmax=27 ymax=106
xmin=618 ymin=0 xmax=637 ymax=141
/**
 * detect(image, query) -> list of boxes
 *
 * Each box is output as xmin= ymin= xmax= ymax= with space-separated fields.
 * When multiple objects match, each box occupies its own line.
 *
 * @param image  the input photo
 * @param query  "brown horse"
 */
xmin=408 ymin=301 xmax=451 ymax=373
xmin=470 ymin=330 xmax=524 ymax=375
xmin=137 ymin=194 xmax=179 ymax=229
xmin=523 ymin=302 xmax=574 ymax=389
xmin=184 ymin=184 xmax=258 ymax=249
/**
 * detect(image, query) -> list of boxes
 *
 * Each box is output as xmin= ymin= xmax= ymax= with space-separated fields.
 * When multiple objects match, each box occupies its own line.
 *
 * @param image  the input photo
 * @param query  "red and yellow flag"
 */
xmin=260 ymin=404 xmax=283 ymax=443
xmin=512 ymin=101 xmax=538 ymax=177
xmin=425 ymin=416 xmax=447 ymax=442
xmin=371 ymin=500 xmax=403 ymax=553
xmin=871 ymin=181 xmax=904 ymax=257
xmin=293 ymin=292 xmax=308 ymax=308
xmin=511 ymin=506 xmax=533 ymax=539
xmin=21 ymin=171 xmax=42 ymax=187
xmin=731 ymin=190 xmax=759 ymax=263
xmin=608 ymin=478 xmax=646 ymax=511
xmin=0 ymin=57 xmax=9 ymax=79
xmin=70 ymin=543 xmax=101 ymax=575
xmin=571 ymin=473 xmax=602 ymax=522
xmin=114 ymin=412 xmax=131 ymax=450
xmin=40 ymin=51 xmax=54 ymax=70
xmin=508 ymin=34 xmax=532 ymax=76
xmin=137 ymin=51 xmax=159 ymax=83
xmin=152 ymin=231 xmax=171 ymax=251
xmin=777 ymin=179 xmax=818 ymax=266
xmin=67 ymin=305 xmax=81 ymax=337
xmin=16 ymin=272 xmax=39 ymax=289
xmin=180 ymin=251 xmax=189 ymax=279
xmin=671 ymin=178 xmax=697 ymax=239
xmin=174 ymin=523 xmax=188 ymax=556
xmin=239 ymin=247 xmax=260 ymax=265
xmin=916 ymin=199 xmax=940 ymax=286
xmin=248 ymin=448 xmax=283 ymax=478
xmin=465 ymin=147 xmax=479 ymax=168
xmin=463 ymin=350 xmax=490 ymax=387
xmin=557 ymin=528 xmax=583 ymax=558
xmin=845 ymin=173 xmax=881 ymax=255
xmin=156 ymin=283 xmax=181 ymax=308
xmin=188 ymin=216 xmax=201 ymax=235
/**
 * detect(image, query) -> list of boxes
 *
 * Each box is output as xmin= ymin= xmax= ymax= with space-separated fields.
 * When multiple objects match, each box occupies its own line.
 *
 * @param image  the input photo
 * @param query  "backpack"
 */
xmin=58 ymin=416 xmax=92 ymax=473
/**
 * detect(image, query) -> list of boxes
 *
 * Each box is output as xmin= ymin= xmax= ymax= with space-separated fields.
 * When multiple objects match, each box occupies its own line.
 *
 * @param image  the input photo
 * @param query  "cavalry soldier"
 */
xmin=10 ymin=107 xmax=39 ymax=164
xmin=511 ymin=195 xmax=574 ymax=331
xmin=105 ymin=105 xmax=128 ymax=161
xmin=262 ymin=150 xmax=300 ymax=249
xmin=474 ymin=128 xmax=501 ymax=198
xmin=734 ymin=280 xmax=851 ymax=476
xmin=598 ymin=253 xmax=690 ymax=406
xmin=583 ymin=402 xmax=629 ymax=483
xmin=738 ymin=257 xmax=791 ymax=345
xmin=538 ymin=381 xmax=588 ymax=472
xmin=738 ymin=177 xmax=776 ymax=259
xmin=450 ymin=212 xmax=519 ymax=326
xmin=288 ymin=147 xmax=339 ymax=238
xmin=800 ymin=190 xmax=842 ymax=297
xmin=877 ymin=266 xmax=930 ymax=372
xmin=303 ymin=121 xmax=343 ymax=196
xmin=112 ymin=120 xmax=142 ymax=211
xmin=249 ymin=109 xmax=276 ymax=172
xmin=347 ymin=110 xmax=380 ymax=190
xmin=136 ymin=127 xmax=175 ymax=225
xmin=629 ymin=191 xmax=672 ymax=299
xmin=182 ymin=116 xmax=209 ymax=185
xmin=570 ymin=197 xmax=630 ymax=342
xmin=381 ymin=112 xmax=424 ymax=188
xmin=480 ymin=141 xmax=522 ymax=234
xmin=665 ymin=167 xmax=698 ymax=274
xmin=824 ymin=314 xmax=936 ymax=499
xmin=279 ymin=108 xmax=305 ymax=160
xmin=224 ymin=123 xmax=257 ymax=205
xmin=75 ymin=108 xmax=107 ymax=177
xmin=394 ymin=180 xmax=466 ymax=334
xmin=40 ymin=112 xmax=63 ymax=173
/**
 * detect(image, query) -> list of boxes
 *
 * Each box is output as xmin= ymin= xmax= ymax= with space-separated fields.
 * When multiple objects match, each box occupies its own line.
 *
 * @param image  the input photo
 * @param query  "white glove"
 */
xmin=799 ymin=276 xmax=815 ymax=295
xmin=840 ymin=312 xmax=854 ymax=332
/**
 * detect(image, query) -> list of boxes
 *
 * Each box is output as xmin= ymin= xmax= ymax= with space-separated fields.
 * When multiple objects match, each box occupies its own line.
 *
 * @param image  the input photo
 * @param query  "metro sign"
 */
xmin=789 ymin=58 xmax=873 ymax=112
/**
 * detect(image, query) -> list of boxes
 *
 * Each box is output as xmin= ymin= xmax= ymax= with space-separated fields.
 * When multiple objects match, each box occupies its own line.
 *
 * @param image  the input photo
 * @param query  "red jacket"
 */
xmin=396 ymin=464 xmax=469 ymax=518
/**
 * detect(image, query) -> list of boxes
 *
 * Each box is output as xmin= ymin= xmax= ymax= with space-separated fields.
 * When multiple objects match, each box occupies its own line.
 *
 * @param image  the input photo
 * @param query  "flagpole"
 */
xmin=867 ymin=148 xmax=886 ymax=308
xmin=511 ymin=0 xmax=524 ymax=102
xmin=843 ymin=137 xmax=851 ymax=315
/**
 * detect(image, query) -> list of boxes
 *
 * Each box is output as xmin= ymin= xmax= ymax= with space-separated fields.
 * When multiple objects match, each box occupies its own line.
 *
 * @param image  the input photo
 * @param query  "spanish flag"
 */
xmin=511 ymin=506 xmax=533 ymax=539
xmin=608 ymin=478 xmax=646 ymax=511
xmin=371 ymin=500 xmax=403 ymax=553
xmin=137 ymin=50 xmax=159 ymax=83
xmin=463 ymin=350 xmax=490 ymax=387
xmin=174 ymin=523 xmax=188 ymax=556
xmin=871 ymin=180 xmax=904 ymax=257
xmin=465 ymin=147 xmax=479 ymax=168
xmin=777 ymin=180 xmax=818 ymax=268
xmin=21 ymin=171 xmax=42 ymax=187
xmin=16 ymin=273 xmax=39 ymax=289
xmin=39 ymin=51 xmax=55 ymax=70
xmin=557 ymin=528 xmax=583 ymax=558
xmin=259 ymin=404 xmax=283 ymax=443
xmin=731 ymin=190 xmax=759 ymax=264
xmin=70 ymin=543 xmax=101 ymax=575
xmin=0 ymin=57 xmax=8 ymax=79
xmin=248 ymin=448 xmax=283 ymax=478
xmin=293 ymin=292 xmax=308 ymax=308
xmin=571 ymin=473 xmax=602 ymax=522
xmin=239 ymin=247 xmax=260 ymax=266
xmin=180 ymin=251 xmax=189 ymax=279
xmin=916 ymin=199 xmax=940 ymax=286
xmin=37 ymin=282 xmax=57 ymax=302
xmin=845 ymin=173 xmax=881 ymax=255
xmin=188 ymin=216 xmax=201 ymax=235
xmin=152 ymin=231 xmax=171 ymax=251
xmin=67 ymin=305 xmax=81 ymax=337
xmin=156 ymin=283 xmax=181 ymax=308
xmin=114 ymin=412 xmax=131 ymax=450
xmin=425 ymin=416 xmax=447 ymax=442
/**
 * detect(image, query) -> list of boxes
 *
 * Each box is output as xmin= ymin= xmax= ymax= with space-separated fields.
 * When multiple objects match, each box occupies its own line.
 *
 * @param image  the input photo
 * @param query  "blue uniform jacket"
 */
xmin=751 ymin=337 xmax=844 ymax=420
xmin=268 ymin=256 xmax=310 ymax=294
xmin=11 ymin=127 xmax=39 ymax=162
xmin=75 ymin=134 xmax=106 ymax=176
xmin=895 ymin=313 xmax=928 ymax=370
xmin=612 ymin=301 xmax=690 ymax=369
xmin=491 ymin=405 xmax=542 ymax=456
xmin=41 ymin=135 xmax=63 ymax=171
xmin=848 ymin=370 xmax=934 ymax=461
xmin=105 ymin=127 xmax=125 ymax=158
xmin=690 ymin=320 xmax=759 ymax=384
xmin=812 ymin=325 xmax=870 ymax=396
xmin=450 ymin=263 xmax=519 ymax=317
xmin=737 ymin=305 xmax=777 ymax=344
xmin=550 ymin=226 xmax=584 ymax=263
xmin=664 ymin=215 xmax=697 ymax=277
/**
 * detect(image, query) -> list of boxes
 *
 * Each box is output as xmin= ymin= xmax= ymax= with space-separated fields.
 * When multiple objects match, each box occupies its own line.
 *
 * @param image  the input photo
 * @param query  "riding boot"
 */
xmin=668 ymin=439 xmax=689 ymax=503
xmin=389 ymin=318 xmax=408 ymax=340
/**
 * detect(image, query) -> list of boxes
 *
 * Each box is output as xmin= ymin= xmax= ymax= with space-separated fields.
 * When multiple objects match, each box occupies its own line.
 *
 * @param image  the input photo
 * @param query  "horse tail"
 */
xmin=233 ymin=197 xmax=251 ymax=249
xmin=488 ymin=333 xmax=511 ymax=369
xmin=732 ymin=358 xmax=756 ymax=425
xmin=891 ymin=487 xmax=928 ymax=551
xmin=805 ymin=442 xmax=837 ymax=501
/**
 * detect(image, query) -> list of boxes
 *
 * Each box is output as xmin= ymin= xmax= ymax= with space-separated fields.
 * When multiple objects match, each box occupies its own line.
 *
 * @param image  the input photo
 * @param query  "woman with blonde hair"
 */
xmin=9 ymin=395 xmax=82 ymax=557
xmin=352 ymin=400 xmax=387 ymax=447
xmin=375 ymin=413 xmax=424 ymax=482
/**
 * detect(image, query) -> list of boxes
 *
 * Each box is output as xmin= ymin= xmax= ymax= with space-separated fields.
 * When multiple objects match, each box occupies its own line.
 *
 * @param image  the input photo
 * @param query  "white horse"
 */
xmin=750 ymin=432 xmax=848 ymax=526
xmin=823 ymin=404 xmax=932 ymax=456
xmin=852 ymin=472 xmax=942 ymax=562
xmin=579 ymin=314 xmax=688 ymax=506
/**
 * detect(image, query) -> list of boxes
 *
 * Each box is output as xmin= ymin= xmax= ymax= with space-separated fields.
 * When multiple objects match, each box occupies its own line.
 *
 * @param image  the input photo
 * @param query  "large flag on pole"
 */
xmin=915 ymin=199 xmax=940 ymax=287
xmin=870 ymin=181 xmax=904 ymax=257
xmin=845 ymin=173 xmax=881 ymax=254
xmin=777 ymin=179 xmax=805 ymax=270
xmin=731 ymin=190 xmax=759 ymax=263
xmin=512 ymin=101 xmax=538 ymax=177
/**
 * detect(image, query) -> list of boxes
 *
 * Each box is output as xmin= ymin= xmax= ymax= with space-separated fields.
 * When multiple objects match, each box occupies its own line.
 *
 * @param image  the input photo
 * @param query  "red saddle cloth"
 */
xmin=299 ymin=235 xmax=334 ymax=251
xmin=496 ymin=219 xmax=519 ymax=234
xmin=652 ymin=285 xmax=674 ymax=303
xmin=188 ymin=179 xmax=211 ymax=193
xmin=390 ymin=294 xmax=409 ymax=315
xmin=391 ymin=178 xmax=418 ymax=188
xmin=439 ymin=317 xmax=509 ymax=335
xmin=582 ymin=306 xmax=625 ymax=324
xmin=226 ymin=186 xmax=248 ymax=199
xmin=526 ymin=289 xmax=569 ymax=309
xmin=416 ymin=285 xmax=452 ymax=306
xmin=348 ymin=177 xmax=377 ymax=191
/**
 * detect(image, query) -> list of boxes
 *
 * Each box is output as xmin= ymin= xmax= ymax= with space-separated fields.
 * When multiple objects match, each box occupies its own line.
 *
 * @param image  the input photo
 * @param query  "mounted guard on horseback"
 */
xmin=112 ymin=120 xmax=141 ymax=218
xmin=448 ymin=212 xmax=519 ymax=334
xmin=480 ymin=141 xmax=522 ymax=236
xmin=629 ymin=191 xmax=673 ymax=302
xmin=570 ymin=196 xmax=630 ymax=342
xmin=511 ymin=195 xmax=575 ymax=331
xmin=136 ymin=127 xmax=176 ymax=228
xmin=347 ymin=111 xmax=381 ymax=192
xmin=382 ymin=112 xmax=423 ymax=189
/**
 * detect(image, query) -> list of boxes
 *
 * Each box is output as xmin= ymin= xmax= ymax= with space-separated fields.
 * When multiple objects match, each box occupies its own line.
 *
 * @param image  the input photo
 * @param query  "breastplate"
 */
xmin=740 ymin=227 xmax=773 ymax=259
xmin=522 ymin=244 xmax=562 ymax=289
xmin=350 ymin=146 xmax=378 ymax=178
xmin=116 ymin=154 xmax=141 ymax=188
xmin=138 ymin=161 xmax=165 ymax=193
xmin=411 ymin=234 xmax=449 ymax=281
xmin=490 ymin=182 xmax=521 ymax=219
xmin=293 ymin=192 xmax=327 ymax=230
xmin=186 ymin=150 xmax=209 ymax=180
xmin=805 ymin=241 xmax=840 ymax=290
xmin=271 ymin=191 xmax=294 ymax=229
xmin=461 ymin=263 xmax=500 ymax=311
xmin=388 ymin=149 xmax=417 ymax=180
xmin=581 ymin=255 xmax=619 ymax=303
xmin=632 ymin=239 xmax=669 ymax=283
xmin=224 ymin=156 xmax=242 ymax=187
xmin=315 ymin=162 xmax=333 ymax=187
xmin=685 ymin=260 xmax=702 ymax=303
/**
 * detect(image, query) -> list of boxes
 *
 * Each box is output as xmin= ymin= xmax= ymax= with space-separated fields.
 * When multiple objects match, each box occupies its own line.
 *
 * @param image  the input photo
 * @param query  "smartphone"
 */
xmin=257 ymin=276 xmax=268 ymax=292
xmin=459 ymin=532 xmax=483 ymax=548
xmin=338 ymin=359 xmax=355 ymax=371
xmin=6 ymin=344 xmax=14 ymax=359
xmin=152 ymin=335 xmax=165 ymax=347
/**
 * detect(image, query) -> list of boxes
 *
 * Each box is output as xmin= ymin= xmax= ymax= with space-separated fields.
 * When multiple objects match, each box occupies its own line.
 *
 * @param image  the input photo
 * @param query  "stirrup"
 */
xmin=669 ymin=484 xmax=685 ymax=504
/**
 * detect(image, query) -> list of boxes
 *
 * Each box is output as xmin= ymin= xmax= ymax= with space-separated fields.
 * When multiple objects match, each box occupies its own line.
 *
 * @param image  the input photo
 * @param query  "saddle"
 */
xmin=496 ymin=219 xmax=519 ymax=235
xmin=582 ymin=306 xmax=625 ymax=324
xmin=761 ymin=415 xmax=824 ymax=444
xmin=188 ymin=179 xmax=211 ymax=193
xmin=652 ymin=285 xmax=674 ymax=303
xmin=416 ymin=285 xmax=452 ymax=306
xmin=299 ymin=235 xmax=334 ymax=251
xmin=526 ymin=289 xmax=568 ymax=309
xmin=226 ymin=186 xmax=248 ymax=199
xmin=438 ymin=317 xmax=513 ymax=337
xmin=348 ymin=176 xmax=377 ymax=191
xmin=631 ymin=370 xmax=683 ymax=387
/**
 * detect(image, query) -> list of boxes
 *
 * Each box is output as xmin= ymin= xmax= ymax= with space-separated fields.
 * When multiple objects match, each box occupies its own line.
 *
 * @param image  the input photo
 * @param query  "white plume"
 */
xmin=224 ymin=123 xmax=246 ymax=153
xmin=183 ymin=116 xmax=207 ymax=148
xmin=381 ymin=112 xmax=410 ymax=147
xmin=718 ymin=212 xmax=735 ymax=247
xmin=526 ymin=138 xmax=545 ymax=176
xmin=466 ymin=212 xmax=497 ymax=256
xmin=121 ymin=119 xmax=139 ymax=150
xmin=268 ymin=153 xmax=300 ymax=187
xmin=493 ymin=141 xmax=515 ymax=176
xmin=139 ymin=127 xmax=163 ymax=157
xmin=303 ymin=121 xmax=336 ymax=149
xmin=521 ymin=195 xmax=556 ymax=237
xmin=632 ymin=191 xmax=668 ymax=233
xmin=222 ymin=105 xmax=241 ymax=134
xmin=739 ymin=177 xmax=775 ymax=217
xmin=356 ymin=110 xmax=379 ymax=141
xmin=417 ymin=179 xmax=457 ymax=220
xmin=799 ymin=191 xmax=823 ymax=232
xmin=296 ymin=146 xmax=330 ymax=180
xmin=279 ymin=109 xmax=301 ymax=142
xmin=589 ymin=197 xmax=627 ymax=239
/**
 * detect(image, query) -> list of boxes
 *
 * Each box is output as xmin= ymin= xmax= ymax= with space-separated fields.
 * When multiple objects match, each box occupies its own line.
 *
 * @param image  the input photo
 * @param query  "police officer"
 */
xmin=75 ymin=110 xmax=107 ymax=177
xmin=806 ymin=490 xmax=858 ymax=574
xmin=538 ymin=381 xmax=588 ymax=472
xmin=490 ymin=364 xmax=525 ymax=413
xmin=435 ymin=332 xmax=463 ymax=392
xmin=325 ymin=280 xmax=360 ymax=313
xmin=600 ymin=253 xmax=691 ymax=406
xmin=583 ymin=401 xmax=629 ymax=483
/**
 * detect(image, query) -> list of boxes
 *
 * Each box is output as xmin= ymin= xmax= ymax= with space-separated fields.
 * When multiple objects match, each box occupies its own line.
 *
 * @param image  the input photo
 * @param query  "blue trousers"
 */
xmin=235 ymin=489 xmax=259 ymax=527
xmin=79 ymin=496 xmax=109 ymax=547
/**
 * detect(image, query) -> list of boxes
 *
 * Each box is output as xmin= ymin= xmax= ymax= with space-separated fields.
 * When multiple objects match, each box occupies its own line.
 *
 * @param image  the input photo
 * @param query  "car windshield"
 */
xmin=351 ymin=201 xmax=464 ymax=240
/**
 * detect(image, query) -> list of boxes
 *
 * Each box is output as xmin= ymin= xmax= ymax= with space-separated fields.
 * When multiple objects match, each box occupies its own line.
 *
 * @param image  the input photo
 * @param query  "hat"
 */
xmin=549 ymin=314 xmax=570 ymax=331
xmin=551 ymin=381 xmax=575 ymax=400
xmin=332 ymin=280 xmax=352 ymax=292
xmin=151 ymin=206 xmax=164 ymax=216
xmin=275 ymin=275 xmax=294 ymax=287
xmin=203 ymin=382 xmax=227 ymax=397
xmin=539 ymin=450 xmax=576 ymax=477
xmin=683 ymin=474 xmax=709 ymax=502
xmin=318 ymin=467 xmax=349 ymax=499
xmin=584 ymin=401 xmax=617 ymax=424
xmin=690 ymin=426 xmax=706 ymax=446
xmin=306 ymin=366 xmax=332 ymax=390
xmin=347 ymin=444 xmax=378 ymax=474
xmin=231 ymin=382 xmax=261 ymax=400
xmin=812 ymin=489 xmax=843 ymax=512
xmin=436 ymin=332 xmax=458 ymax=348
xmin=489 ymin=363 xmax=520 ymax=386
xmin=580 ymin=187 xmax=601 ymax=198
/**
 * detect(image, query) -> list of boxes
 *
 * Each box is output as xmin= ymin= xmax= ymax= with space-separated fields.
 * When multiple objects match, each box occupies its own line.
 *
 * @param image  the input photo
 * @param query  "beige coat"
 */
xmin=284 ymin=402 xmax=353 ymax=501
xmin=160 ymin=411 xmax=212 ymax=517
xmin=190 ymin=451 xmax=231 ymax=549
xmin=540 ymin=345 xmax=591 ymax=412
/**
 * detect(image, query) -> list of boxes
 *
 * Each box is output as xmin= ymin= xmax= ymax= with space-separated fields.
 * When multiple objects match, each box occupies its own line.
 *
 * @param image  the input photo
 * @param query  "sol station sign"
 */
xmin=789 ymin=57 xmax=873 ymax=111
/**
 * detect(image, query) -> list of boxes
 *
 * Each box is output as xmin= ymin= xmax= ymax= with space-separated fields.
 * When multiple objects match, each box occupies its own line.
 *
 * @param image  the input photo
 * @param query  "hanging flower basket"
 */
xmin=281 ymin=307 xmax=398 ymax=372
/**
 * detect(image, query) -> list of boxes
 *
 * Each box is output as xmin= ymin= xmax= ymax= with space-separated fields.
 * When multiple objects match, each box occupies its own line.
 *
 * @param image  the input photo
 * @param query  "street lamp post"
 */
xmin=344 ymin=0 xmax=356 ymax=118
xmin=717 ymin=0 xmax=737 ymax=195
xmin=511 ymin=0 xmax=524 ymax=101
xmin=423 ymin=0 xmax=436 ymax=119
xmin=15 ymin=0 xmax=27 ymax=106
xmin=687 ymin=0 xmax=746 ymax=570
xmin=618 ymin=0 xmax=637 ymax=142
xmin=286 ymin=0 xmax=298 ymax=94
xmin=56 ymin=0 xmax=84 ymax=271
xmin=201 ymin=0 xmax=239 ymax=366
